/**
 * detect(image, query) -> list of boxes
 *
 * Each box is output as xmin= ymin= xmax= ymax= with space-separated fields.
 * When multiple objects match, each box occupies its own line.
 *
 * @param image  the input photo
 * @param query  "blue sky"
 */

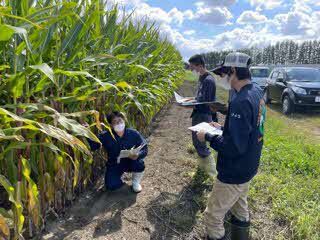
xmin=111 ymin=0 xmax=320 ymax=59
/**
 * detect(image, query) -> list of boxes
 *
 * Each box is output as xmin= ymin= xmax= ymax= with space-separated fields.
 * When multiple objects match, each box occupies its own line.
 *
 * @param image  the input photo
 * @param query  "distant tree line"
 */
xmin=202 ymin=40 xmax=320 ymax=69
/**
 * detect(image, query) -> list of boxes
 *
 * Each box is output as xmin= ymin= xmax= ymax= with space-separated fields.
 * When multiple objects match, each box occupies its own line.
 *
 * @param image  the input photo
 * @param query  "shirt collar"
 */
xmin=199 ymin=72 xmax=209 ymax=82
xmin=112 ymin=127 xmax=128 ymax=139
xmin=235 ymin=82 xmax=252 ymax=93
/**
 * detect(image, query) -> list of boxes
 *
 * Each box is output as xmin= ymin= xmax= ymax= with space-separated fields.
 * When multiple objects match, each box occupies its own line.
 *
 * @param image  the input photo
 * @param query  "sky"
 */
xmin=109 ymin=0 xmax=320 ymax=59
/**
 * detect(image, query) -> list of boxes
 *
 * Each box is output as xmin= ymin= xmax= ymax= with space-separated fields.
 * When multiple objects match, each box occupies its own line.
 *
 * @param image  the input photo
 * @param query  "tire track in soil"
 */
xmin=42 ymin=81 xmax=208 ymax=240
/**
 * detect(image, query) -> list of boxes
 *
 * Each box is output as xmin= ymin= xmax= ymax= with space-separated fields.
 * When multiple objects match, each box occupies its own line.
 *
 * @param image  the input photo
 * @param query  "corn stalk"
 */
xmin=0 ymin=0 xmax=184 ymax=239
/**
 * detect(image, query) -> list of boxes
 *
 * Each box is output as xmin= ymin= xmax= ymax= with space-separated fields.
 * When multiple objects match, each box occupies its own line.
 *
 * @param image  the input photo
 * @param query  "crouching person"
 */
xmin=88 ymin=111 xmax=148 ymax=193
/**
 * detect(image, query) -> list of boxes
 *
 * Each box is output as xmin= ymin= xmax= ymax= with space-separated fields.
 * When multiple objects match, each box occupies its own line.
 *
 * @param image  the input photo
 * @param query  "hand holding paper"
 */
xmin=174 ymin=91 xmax=226 ymax=108
xmin=189 ymin=122 xmax=223 ymax=136
xmin=117 ymin=143 xmax=147 ymax=163
xmin=197 ymin=130 xmax=206 ymax=142
xmin=174 ymin=92 xmax=196 ymax=104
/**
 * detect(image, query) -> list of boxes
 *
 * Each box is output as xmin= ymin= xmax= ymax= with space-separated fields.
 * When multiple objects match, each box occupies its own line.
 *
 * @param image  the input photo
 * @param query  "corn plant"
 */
xmin=0 ymin=0 xmax=184 ymax=239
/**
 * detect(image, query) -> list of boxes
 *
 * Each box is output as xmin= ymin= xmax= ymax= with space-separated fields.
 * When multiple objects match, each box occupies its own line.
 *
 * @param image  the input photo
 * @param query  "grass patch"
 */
xmin=250 ymin=112 xmax=320 ymax=239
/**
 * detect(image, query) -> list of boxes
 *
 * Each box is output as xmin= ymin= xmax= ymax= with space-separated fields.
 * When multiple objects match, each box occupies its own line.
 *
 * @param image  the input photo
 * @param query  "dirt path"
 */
xmin=42 ymin=80 xmax=302 ymax=240
xmin=42 ymin=81 xmax=210 ymax=240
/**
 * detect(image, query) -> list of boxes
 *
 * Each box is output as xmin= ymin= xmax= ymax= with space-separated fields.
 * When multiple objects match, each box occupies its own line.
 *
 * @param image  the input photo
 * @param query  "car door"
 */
xmin=274 ymin=71 xmax=286 ymax=101
xmin=268 ymin=70 xmax=278 ymax=100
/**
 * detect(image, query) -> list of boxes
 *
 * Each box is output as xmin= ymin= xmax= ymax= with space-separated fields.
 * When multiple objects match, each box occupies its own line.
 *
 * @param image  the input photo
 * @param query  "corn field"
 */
xmin=0 ymin=0 xmax=184 ymax=239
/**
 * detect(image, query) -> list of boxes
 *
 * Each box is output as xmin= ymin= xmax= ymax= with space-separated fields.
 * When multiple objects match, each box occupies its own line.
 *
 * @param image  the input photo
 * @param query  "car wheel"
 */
xmin=263 ymin=89 xmax=271 ymax=104
xmin=282 ymin=95 xmax=294 ymax=115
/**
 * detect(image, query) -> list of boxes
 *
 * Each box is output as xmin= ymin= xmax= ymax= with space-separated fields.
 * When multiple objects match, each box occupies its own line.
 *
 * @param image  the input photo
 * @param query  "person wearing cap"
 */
xmin=87 ymin=111 xmax=148 ymax=193
xmin=197 ymin=52 xmax=266 ymax=240
xmin=188 ymin=54 xmax=217 ymax=177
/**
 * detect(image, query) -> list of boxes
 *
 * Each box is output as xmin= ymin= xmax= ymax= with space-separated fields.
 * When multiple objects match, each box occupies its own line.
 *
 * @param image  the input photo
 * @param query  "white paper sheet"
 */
xmin=174 ymin=91 xmax=225 ymax=107
xmin=188 ymin=122 xmax=223 ymax=136
xmin=117 ymin=143 xmax=147 ymax=163
xmin=174 ymin=92 xmax=195 ymax=104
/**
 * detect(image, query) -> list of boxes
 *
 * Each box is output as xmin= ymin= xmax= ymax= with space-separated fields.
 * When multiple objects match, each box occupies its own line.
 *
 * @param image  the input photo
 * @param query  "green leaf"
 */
xmin=55 ymin=69 xmax=116 ymax=88
xmin=0 ymin=65 xmax=10 ymax=71
xmin=0 ymin=175 xmax=15 ymax=204
xmin=115 ymin=54 xmax=133 ymax=61
xmin=0 ymin=24 xmax=15 ymax=41
xmin=30 ymin=63 xmax=56 ymax=86
xmin=131 ymin=64 xmax=152 ymax=74
xmin=6 ymin=25 xmax=33 ymax=53
xmin=116 ymin=81 xmax=132 ymax=89
xmin=21 ymin=157 xmax=40 ymax=227
xmin=58 ymin=19 xmax=83 ymax=56
xmin=7 ymin=72 xmax=26 ymax=99
xmin=36 ymin=123 xmax=92 ymax=156
xmin=0 ymin=107 xmax=33 ymax=125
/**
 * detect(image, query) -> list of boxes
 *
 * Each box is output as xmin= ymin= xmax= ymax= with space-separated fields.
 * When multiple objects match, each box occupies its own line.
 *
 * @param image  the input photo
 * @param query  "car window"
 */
xmin=286 ymin=68 xmax=320 ymax=82
xmin=251 ymin=68 xmax=269 ymax=78
xmin=271 ymin=71 xmax=278 ymax=80
xmin=278 ymin=72 xmax=284 ymax=79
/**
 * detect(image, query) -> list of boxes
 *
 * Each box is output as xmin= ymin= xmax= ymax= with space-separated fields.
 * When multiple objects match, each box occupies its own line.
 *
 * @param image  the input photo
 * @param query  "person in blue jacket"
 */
xmin=197 ymin=52 xmax=266 ymax=240
xmin=188 ymin=54 xmax=217 ymax=177
xmin=88 ymin=111 xmax=148 ymax=193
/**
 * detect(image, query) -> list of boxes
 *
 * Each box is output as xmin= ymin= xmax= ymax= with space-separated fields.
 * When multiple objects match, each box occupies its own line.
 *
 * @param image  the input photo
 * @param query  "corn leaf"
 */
xmin=0 ymin=214 xmax=10 ymax=239
xmin=0 ymin=24 xmax=15 ymax=41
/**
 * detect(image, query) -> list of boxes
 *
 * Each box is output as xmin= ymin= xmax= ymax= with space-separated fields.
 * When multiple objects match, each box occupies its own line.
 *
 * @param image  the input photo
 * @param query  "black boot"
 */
xmin=230 ymin=215 xmax=250 ymax=240
xmin=207 ymin=235 xmax=227 ymax=240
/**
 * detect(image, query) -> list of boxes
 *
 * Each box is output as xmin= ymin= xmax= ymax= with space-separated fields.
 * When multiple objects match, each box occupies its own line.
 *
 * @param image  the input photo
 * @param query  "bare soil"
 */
xmin=41 ymin=80 xmax=288 ymax=240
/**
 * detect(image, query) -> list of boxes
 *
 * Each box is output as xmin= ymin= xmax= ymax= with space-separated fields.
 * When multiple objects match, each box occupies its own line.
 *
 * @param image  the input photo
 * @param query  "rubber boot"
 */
xmin=230 ymin=215 xmax=250 ymax=240
xmin=200 ymin=155 xmax=217 ymax=177
xmin=207 ymin=235 xmax=227 ymax=240
xmin=132 ymin=172 xmax=144 ymax=193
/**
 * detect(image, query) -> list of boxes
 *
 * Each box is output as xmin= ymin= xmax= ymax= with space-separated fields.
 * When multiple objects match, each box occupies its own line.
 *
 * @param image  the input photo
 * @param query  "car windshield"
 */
xmin=286 ymin=68 xmax=320 ymax=82
xmin=251 ymin=68 xmax=269 ymax=78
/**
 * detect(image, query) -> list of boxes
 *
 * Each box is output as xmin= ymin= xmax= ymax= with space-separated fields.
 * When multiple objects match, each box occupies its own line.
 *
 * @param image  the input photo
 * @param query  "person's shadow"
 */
xmin=92 ymin=185 xmax=137 ymax=238
xmin=44 ymin=184 xmax=137 ymax=239
xmin=145 ymin=169 xmax=213 ymax=240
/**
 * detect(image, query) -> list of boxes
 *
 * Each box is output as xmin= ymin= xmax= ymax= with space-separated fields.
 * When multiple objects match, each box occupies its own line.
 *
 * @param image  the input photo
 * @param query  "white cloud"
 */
xmin=131 ymin=3 xmax=193 ymax=26
xmin=198 ymin=0 xmax=237 ymax=7
xmin=161 ymin=24 xmax=284 ymax=59
xmin=108 ymin=0 xmax=144 ymax=6
xmin=194 ymin=5 xmax=233 ymax=25
xmin=183 ymin=30 xmax=196 ymax=36
xmin=300 ymin=0 xmax=320 ymax=6
xmin=248 ymin=0 xmax=283 ymax=10
xmin=191 ymin=0 xmax=236 ymax=25
xmin=272 ymin=1 xmax=317 ymax=37
xmin=108 ymin=0 xmax=320 ymax=59
xmin=237 ymin=11 xmax=268 ymax=24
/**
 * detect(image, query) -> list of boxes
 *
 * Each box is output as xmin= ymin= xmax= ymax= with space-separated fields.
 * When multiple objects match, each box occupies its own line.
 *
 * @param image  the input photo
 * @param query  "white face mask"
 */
xmin=218 ymin=75 xmax=231 ymax=90
xmin=114 ymin=122 xmax=125 ymax=133
xmin=192 ymin=70 xmax=200 ymax=78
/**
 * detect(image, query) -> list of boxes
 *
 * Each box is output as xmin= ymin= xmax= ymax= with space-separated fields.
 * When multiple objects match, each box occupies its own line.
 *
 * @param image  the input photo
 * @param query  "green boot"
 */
xmin=199 ymin=155 xmax=217 ymax=177
xmin=230 ymin=215 xmax=250 ymax=240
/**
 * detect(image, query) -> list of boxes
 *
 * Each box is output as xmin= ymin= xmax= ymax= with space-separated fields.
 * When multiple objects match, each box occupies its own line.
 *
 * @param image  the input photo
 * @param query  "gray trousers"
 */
xmin=205 ymin=179 xmax=250 ymax=239
xmin=192 ymin=112 xmax=212 ymax=158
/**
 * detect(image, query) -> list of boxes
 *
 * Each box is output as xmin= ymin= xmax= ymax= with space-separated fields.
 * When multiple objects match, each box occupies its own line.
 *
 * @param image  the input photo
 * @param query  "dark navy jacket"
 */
xmin=206 ymin=83 xmax=266 ymax=184
xmin=88 ymin=128 xmax=148 ymax=166
xmin=192 ymin=72 xmax=216 ymax=115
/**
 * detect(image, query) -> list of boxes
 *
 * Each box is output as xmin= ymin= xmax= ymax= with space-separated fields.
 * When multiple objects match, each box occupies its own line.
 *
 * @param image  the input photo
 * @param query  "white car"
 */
xmin=250 ymin=66 xmax=270 ymax=90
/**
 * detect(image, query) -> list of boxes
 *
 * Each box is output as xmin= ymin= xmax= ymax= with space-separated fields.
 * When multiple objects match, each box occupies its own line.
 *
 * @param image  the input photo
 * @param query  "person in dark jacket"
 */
xmin=197 ymin=53 xmax=266 ymax=240
xmin=188 ymin=54 xmax=217 ymax=177
xmin=88 ymin=112 xmax=148 ymax=193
